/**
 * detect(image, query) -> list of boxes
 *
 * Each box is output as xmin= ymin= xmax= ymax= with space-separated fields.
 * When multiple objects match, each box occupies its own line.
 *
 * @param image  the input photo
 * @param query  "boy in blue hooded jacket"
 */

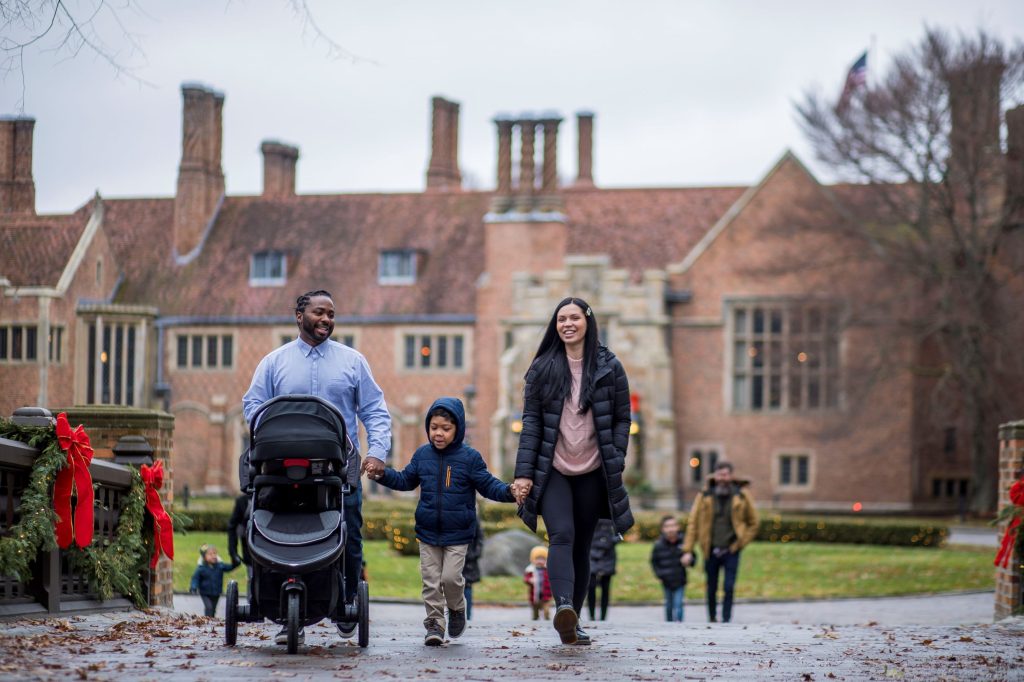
xmin=372 ymin=397 xmax=515 ymax=646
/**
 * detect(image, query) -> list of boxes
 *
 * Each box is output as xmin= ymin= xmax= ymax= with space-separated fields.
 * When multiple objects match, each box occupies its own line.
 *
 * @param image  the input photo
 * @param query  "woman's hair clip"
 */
xmin=585 ymin=307 xmax=593 ymax=317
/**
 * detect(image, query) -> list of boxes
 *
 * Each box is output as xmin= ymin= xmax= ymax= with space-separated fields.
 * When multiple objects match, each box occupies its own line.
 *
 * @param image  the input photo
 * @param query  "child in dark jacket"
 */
xmin=373 ymin=397 xmax=515 ymax=646
xmin=650 ymin=515 xmax=688 ymax=622
xmin=190 ymin=544 xmax=240 ymax=617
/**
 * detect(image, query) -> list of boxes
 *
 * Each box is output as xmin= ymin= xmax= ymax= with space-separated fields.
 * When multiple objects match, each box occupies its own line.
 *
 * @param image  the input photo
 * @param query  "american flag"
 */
xmin=836 ymin=51 xmax=868 ymax=111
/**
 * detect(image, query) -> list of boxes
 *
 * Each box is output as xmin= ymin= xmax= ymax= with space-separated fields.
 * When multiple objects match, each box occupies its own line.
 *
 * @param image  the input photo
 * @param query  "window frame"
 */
xmin=726 ymin=298 xmax=842 ymax=414
xmin=684 ymin=443 xmax=723 ymax=488
xmin=773 ymin=450 xmax=814 ymax=491
xmin=0 ymin=324 xmax=39 ymax=363
xmin=249 ymin=250 xmax=288 ymax=287
xmin=174 ymin=332 xmax=236 ymax=370
xmin=397 ymin=328 xmax=471 ymax=373
xmin=378 ymin=249 xmax=417 ymax=285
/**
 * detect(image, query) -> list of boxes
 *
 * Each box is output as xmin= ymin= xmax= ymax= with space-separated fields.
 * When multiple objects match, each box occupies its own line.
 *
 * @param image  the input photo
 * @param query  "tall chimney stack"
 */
xmin=426 ymin=96 xmax=462 ymax=191
xmin=261 ymin=140 xmax=299 ymax=198
xmin=174 ymin=83 xmax=225 ymax=260
xmin=575 ymin=111 xmax=595 ymax=188
xmin=0 ymin=117 xmax=36 ymax=214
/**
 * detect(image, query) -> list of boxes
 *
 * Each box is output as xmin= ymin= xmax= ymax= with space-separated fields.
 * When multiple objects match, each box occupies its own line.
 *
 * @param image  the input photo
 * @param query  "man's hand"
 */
xmin=682 ymin=551 xmax=694 ymax=567
xmin=362 ymin=456 xmax=385 ymax=481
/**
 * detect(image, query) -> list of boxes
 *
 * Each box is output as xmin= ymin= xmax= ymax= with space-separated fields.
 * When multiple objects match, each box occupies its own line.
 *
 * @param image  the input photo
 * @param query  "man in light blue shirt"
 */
xmin=242 ymin=289 xmax=391 ymax=642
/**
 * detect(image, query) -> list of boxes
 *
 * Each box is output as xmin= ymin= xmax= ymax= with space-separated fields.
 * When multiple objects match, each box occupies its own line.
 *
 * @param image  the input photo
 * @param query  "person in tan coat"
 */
xmin=682 ymin=461 xmax=758 ymax=623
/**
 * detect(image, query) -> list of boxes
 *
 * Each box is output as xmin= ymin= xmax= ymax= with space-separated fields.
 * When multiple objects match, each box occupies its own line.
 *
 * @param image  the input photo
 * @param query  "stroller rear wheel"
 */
xmin=224 ymin=581 xmax=239 ymax=646
xmin=286 ymin=592 xmax=301 ymax=654
xmin=357 ymin=580 xmax=369 ymax=648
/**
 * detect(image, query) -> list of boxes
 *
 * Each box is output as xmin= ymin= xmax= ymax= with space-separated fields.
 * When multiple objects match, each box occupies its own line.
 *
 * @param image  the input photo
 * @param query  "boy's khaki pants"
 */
xmin=419 ymin=542 xmax=469 ymax=627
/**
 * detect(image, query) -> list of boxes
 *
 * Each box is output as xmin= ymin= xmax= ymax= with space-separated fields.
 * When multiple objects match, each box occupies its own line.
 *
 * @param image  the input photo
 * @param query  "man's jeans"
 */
xmin=343 ymin=483 xmax=363 ymax=603
xmin=663 ymin=585 xmax=684 ymax=622
xmin=704 ymin=550 xmax=740 ymax=622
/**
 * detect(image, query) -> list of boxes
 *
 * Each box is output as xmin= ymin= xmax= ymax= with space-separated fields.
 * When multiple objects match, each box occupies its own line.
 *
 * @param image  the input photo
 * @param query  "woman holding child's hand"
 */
xmin=513 ymin=297 xmax=634 ymax=646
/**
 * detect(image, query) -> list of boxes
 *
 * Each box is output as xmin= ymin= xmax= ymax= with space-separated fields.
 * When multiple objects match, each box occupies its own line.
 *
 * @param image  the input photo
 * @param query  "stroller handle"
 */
xmin=248 ymin=394 xmax=355 ymax=456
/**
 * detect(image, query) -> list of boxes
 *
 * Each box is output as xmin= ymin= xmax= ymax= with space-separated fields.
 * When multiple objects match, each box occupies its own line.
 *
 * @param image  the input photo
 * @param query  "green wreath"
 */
xmin=0 ymin=418 xmax=150 ymax=608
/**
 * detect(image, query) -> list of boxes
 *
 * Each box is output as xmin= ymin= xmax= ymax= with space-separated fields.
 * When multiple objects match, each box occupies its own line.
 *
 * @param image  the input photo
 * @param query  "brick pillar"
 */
xmin=0 ymin=117 xmax=36 ymax=214
xmin=995 ymin=420 xmax=1024 ymax=620
xmin=59 ymin=405 xmax=177 ymax=608
xmin=575 ymin=111 xmax=595 ymax=188
xmin=261 ymin=140 xmax=300 ymax=198
xmin=538 ymin=117 xmax=562 ymax=210
xmin=515 ymin=120 xmax=536 ymax=211
xmin=174 ymin=84 xmax=225 ymax=259
xmin=491 ymin=117 xmax=514 ymax=212
xmin=447 ymin=99 xmax=461 ymax=188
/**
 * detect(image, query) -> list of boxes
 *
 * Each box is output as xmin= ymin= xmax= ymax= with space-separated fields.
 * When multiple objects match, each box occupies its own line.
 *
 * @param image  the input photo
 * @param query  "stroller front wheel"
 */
xmin=286 ymin=592 xmax=301 ymax=654
xmin=224 ymin=581 xmax=239 ymax=646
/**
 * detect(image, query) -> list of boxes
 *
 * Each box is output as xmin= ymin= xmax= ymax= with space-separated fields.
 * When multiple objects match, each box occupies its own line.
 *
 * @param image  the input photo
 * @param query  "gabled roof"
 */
xmin=0 ymin=207 xmax=92 ymax=288
xmin=96 ymin=184 xmax=747 ymax=319
xmin=104 ymin=192 xmax=494 ymax=318
xmin=564 ymin=186 xmax=746 ymax=275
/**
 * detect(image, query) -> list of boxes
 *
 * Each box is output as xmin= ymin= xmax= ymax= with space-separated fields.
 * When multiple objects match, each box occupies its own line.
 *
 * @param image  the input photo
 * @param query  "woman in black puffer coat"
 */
xmin=512 ymin=296 xmax=634 ymax=646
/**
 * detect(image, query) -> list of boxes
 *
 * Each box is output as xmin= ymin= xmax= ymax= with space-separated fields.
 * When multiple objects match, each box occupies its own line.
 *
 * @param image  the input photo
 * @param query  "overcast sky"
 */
xmin=5 ymin=0 xmax=1022 ymax=214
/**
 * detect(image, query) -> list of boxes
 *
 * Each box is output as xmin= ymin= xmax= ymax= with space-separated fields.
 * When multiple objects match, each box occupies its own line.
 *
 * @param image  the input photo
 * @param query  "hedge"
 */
xmin=178 ymin=504 xmax=947 ymax=549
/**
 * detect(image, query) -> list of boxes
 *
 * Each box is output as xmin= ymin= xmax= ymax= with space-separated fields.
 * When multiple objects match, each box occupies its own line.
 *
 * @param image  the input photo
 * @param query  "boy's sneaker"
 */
xmin=552 ymin=601 xmax=578 ymax=645
xmin=336 ymin=622 xmax=357 ymax=639
xmin=274 ymin=626 xmax=305 ymax=646
xmin=448 ymin=608 xmax=467 ymax=639
xmin=424 ymin=618 xmax=445 ymax=646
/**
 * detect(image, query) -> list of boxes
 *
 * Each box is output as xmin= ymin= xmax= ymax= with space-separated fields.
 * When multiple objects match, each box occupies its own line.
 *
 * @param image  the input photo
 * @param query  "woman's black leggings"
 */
xmin=539 ymin=467 xmax=606 ymax=614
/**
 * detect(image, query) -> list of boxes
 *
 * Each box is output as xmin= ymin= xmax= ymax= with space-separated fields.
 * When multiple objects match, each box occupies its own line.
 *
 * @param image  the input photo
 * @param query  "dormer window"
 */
xmin=250 ymin=250 xmax=286 ymax=286
xmin=379 ymin=249 xmax=417 ymax=285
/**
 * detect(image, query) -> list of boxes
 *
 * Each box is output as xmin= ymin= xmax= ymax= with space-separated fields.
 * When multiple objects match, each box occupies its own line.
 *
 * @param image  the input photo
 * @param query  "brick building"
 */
xmin=1 ymin=85 xmax=1021 ymax=511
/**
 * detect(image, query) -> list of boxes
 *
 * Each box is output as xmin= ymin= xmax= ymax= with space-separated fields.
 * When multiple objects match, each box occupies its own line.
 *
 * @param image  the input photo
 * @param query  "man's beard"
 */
xmin=714 ymin=482 xmax=732 ymax=496
xmin=301 ymin=316 xmax=332 ymax=343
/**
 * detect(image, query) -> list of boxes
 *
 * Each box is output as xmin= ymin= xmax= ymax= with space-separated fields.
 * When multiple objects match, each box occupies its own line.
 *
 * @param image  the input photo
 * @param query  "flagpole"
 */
xmin=869 ymin=34 xmax=877 ymax=89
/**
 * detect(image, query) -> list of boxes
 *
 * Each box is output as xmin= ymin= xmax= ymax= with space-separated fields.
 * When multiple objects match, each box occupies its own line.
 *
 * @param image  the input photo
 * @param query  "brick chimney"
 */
xmin=426 ymin=96 xmax=461 ymax=191
xmin=575 ymin=111 xmax=595 ymax=188
xmin=261 ymin=140 xmax=299 ymax=198
xmin=0 ymin=117 xmax=36 ymax=214
xmin=174 ymin=84 xmax=225 ymax=260
xmin=491 ymin=112 xmax=563 ymax=213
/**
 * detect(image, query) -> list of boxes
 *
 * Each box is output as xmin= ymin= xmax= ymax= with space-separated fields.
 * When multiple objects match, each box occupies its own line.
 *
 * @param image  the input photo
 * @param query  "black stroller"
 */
xmin=224 ymin=395 xmax=369 ymax=652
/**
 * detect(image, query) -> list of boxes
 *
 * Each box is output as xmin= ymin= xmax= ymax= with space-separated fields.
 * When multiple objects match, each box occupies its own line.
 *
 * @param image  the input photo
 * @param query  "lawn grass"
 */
xmin=173 ymin=533 xmax=993 ymax=602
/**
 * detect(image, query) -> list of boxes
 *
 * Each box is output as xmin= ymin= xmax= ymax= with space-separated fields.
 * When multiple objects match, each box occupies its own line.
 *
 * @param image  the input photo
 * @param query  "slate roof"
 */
xmin=0 ymin=208 xmax=91 ymax=287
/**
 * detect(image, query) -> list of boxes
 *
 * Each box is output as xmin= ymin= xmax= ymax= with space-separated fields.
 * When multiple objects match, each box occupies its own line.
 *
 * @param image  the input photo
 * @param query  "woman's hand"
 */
xmin=512 ymin=477 xmax=533 ymax=504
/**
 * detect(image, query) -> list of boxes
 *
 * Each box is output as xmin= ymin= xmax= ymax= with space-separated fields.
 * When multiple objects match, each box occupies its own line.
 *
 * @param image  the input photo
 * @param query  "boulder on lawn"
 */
xmin=480 ymin=529 xmax=541 ymax=577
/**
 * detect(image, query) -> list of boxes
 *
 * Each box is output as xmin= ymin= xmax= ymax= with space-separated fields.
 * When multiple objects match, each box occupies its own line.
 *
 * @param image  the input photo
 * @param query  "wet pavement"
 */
xmin=1 ymin=592 xmax=1021 ymax=681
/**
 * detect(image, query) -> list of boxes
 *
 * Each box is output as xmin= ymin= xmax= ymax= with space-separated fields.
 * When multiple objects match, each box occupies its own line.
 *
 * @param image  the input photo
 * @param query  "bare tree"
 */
xmin=795 ymin=28 xmax=1024 ymax=512
xmin=0 ymin=1 xmax=371 ymax=112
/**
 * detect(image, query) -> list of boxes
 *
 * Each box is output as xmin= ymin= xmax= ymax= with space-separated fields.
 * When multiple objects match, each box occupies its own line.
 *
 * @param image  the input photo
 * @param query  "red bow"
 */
xmin=995 ymin=476 xmax=1024 ymax=569
xmin=140 ymin=460 xmax=174 ymax=568
xmin=54 ymin=413 xmax=95 ymax=549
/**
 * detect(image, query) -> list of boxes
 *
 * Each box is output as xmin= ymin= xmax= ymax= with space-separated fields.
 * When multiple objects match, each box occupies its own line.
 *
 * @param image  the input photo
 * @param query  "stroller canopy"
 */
xmin=250 ymin=395 xmax=349 ymax=463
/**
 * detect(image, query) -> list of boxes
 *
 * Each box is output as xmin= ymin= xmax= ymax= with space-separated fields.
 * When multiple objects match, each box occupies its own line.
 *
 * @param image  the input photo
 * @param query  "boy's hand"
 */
xmin=512 ymin=477 xmax=532 ymax=504
xmin=682 ymin=552 xmax=694 ymax=566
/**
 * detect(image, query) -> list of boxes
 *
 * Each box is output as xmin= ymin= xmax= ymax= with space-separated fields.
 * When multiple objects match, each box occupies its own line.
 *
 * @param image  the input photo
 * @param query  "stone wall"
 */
xmin=995 ymin=420 xmax=1023 ymax=620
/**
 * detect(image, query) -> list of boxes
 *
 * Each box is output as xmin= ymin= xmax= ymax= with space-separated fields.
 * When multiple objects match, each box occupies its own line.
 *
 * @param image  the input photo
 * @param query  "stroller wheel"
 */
xmin=286 ymin=592 xmax=301 ymax=654
xmin=224 ymin=581 xmax=239 ymax=646
xmin=357 ymin=580 xmax=369 ymax=648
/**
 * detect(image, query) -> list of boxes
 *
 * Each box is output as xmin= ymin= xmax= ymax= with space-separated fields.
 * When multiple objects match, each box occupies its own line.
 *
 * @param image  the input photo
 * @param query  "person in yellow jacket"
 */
xmin=682 ymin=461 xmax=758 ymax=623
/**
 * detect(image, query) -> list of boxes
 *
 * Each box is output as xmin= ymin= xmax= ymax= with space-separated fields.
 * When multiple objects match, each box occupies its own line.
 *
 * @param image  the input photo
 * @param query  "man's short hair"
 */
xmin=714 ymin=461 xmax=734 ymax=473
xmin=295 ymin=290 xmax=333 ymax=314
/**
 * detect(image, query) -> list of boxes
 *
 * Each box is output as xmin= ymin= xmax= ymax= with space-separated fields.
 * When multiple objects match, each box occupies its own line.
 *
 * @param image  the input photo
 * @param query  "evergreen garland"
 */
xmin=0 ymin=417 xmax=151 ymax=608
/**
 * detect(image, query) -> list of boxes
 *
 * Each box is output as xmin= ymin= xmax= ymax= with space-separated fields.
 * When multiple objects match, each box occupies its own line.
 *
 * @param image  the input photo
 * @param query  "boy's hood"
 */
xmin=424 ymin=396 xmax=466 ymax=452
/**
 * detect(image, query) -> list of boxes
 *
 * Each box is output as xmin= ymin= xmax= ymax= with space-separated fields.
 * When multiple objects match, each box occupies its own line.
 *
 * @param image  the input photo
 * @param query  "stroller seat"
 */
xmin=253 ymin=509 xmax=342 ymax=546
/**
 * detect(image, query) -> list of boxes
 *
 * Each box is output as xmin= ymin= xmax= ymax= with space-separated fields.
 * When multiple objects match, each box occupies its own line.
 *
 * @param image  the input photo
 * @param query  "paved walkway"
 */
xmin=2 ymin=593 xmax=1021 ymax=681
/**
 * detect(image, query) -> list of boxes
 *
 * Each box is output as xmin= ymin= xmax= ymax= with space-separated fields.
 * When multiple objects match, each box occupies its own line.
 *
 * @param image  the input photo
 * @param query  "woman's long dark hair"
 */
xmin=525 ymin=297 xmax=600 ymax=413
